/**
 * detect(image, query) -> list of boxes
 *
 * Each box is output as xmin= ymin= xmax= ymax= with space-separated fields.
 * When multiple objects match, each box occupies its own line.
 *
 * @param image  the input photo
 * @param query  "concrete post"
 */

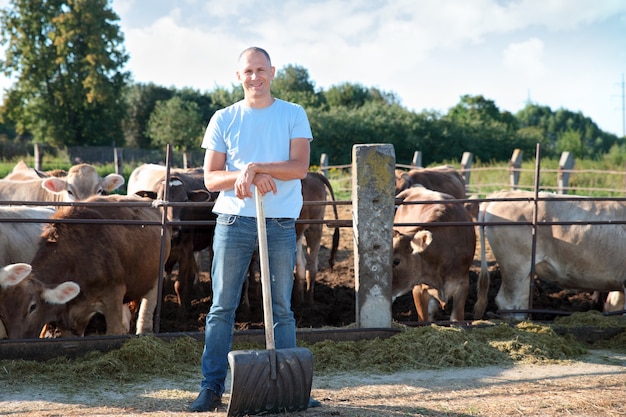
xmin=411 ymin=151 xmax=422 ymax=168
xmin=351 ymin=144 xmax=395 ymax=328
xmin=509 ymin=149 xmax=523 ymax=190
xmin=34 ymin=143 xmax=42 ymax=171
xmin=460 ymin=152 xmax=473 ymax=186
xmin=558 ymin=152 xmax=575 ymax=194
xmin=320 ymin=153 xmax=329 ymax=177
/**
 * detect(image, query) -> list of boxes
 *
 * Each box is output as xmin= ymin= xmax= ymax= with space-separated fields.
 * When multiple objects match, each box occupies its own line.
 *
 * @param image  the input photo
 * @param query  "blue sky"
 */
xmin=1 ymin=0 xmax=625 ymax=137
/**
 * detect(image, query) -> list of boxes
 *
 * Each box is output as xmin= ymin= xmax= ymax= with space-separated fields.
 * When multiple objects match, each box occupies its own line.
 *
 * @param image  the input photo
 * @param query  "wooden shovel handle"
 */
xmin=255 ymin=189 xmax=275 ymax=351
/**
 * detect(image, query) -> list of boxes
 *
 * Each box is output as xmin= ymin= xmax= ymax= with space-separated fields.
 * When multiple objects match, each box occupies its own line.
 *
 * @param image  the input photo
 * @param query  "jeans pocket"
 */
xmin=271 ymin=218 xmax=295 ymax=230
xmin=216 ymin=214 xmax=237 ymax=226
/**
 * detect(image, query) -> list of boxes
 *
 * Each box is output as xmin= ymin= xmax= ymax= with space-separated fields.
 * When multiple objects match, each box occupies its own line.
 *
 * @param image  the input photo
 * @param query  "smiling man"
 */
xmin=188 ymin=46 xmax=318 ymax=413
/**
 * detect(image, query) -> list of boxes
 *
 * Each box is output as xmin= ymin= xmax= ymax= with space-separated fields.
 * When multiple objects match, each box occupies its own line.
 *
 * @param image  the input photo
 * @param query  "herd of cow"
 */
xmin=0 ymin=161 xmax=624 ymax=341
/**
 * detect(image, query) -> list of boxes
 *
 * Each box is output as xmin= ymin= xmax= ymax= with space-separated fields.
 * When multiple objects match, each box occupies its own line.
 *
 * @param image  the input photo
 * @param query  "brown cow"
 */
xmin=392 ymin=187 xmax=483 ymax=322
xmin=0 ymin=163 xmax=124 ymax=202
xmin=131 ymin=166 xmax=217 ymax=315
xmin=0 ymin=194 xmax=170 ymax=339
xmin=294 ymin=172 xmax=340 ymax=304
xmin=394 ymin=166 xmax=466 ymax=198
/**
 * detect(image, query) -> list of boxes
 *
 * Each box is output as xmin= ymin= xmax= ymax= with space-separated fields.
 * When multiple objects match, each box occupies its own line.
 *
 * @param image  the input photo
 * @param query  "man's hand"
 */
xmin=234 ymin=164 xmax=277 ymax=199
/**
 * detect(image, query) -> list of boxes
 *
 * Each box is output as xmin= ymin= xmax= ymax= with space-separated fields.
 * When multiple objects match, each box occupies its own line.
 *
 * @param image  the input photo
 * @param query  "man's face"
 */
xmin=236 ymin=51 xmax=275 ymax=99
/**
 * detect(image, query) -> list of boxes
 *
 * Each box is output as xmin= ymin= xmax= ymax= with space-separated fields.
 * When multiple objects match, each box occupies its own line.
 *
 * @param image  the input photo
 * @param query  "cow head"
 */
xmin=391 ymin=229 xmax=433 ymax=300
xmin=394 ymin=170 xmax=412 ymax=195
xmin=41 ymin=164 xmax=124 ymax=201
xmin=0 ymin=266 xmax=80 ymax=339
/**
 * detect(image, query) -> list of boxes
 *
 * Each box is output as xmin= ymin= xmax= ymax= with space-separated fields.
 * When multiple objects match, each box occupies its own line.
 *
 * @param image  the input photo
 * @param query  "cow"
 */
xmin=478 ymin=190 xmax=626 ymax=320
xmin=4 ymin=160 xmax=67 ymax=181
xmin=394 ymin=166 xmax=466 ymax=199
xmin=0 ymin=163 xmax=124 ymax=202
xmin=127 ymin=164 xmax=217 ymax=314
xmin=0 ymin=206 xmax=56 ymax=266
xmin=0 ymin=263 xmax=36 ymax=339
xmin=135 ymin=168 xmax=216 ymax=315
xmin=294 ymin=171 xmax=340 ymax=304
xmin=0 ymin=194 xmax=171 ymax=339
xmin=392 ymin=186 xmax=482 ymax=322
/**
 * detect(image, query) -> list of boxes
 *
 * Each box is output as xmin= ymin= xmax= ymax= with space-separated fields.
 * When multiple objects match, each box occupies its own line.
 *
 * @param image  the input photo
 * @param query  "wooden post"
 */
xmin=183 ymin=151 xmax=189 ymax=169
xmin=352 ymin=144 xmax=395 ymax=328
xmin=558 ymin=152 xmax=575 ymax=194
xmin=509 ymin=149 xmax=523 ymax=190
xmin=114 ymin=147 xmax=123 ymax=176
xmin=411 ymin=151 xmax=422 ymax=168
xmin=34 ymin=143 xmax=42 ymax=171
xmin=460 ymin=152 xmax=473 ymax=186
xmin=320 ymin=153 xmax=329 ymax=177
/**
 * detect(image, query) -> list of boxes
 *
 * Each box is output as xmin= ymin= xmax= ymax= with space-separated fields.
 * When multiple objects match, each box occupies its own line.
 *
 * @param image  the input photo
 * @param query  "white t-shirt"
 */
xmin=201 ymin=98 xmax=313 ymax=218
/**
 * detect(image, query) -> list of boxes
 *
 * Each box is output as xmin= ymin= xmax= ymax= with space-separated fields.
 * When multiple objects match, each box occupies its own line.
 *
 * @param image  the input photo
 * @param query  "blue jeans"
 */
xmin=199 ymin=214 xmax=297 ymax=396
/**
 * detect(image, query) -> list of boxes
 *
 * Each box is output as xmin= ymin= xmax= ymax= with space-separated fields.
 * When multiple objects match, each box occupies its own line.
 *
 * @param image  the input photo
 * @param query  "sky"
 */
xmin=1 ymin=0 xmax=625 ymax=137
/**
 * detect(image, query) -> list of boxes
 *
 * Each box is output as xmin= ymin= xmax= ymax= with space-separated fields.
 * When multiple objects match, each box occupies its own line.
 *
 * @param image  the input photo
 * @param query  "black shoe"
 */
xmin=189 ymin=388 xmax=221 ymax=412
xmin=308 ymin=397 xmax=322 ymax=408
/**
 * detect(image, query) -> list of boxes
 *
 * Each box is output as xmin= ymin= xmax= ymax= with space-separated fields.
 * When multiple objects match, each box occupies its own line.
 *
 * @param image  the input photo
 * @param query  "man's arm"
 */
xmin=235 ymin=138 xmax=310 ymax=198
xmin=203 ymin=150 xmax=238 ymax=192
xmin=204 ymin=138 xmax=311 ymax=199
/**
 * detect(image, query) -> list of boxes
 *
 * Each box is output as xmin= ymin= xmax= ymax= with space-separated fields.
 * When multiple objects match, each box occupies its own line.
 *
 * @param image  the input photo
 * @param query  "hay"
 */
xmin=0 ymin=317 xmax=615 ymax=382
xmin=554 ymin=310 xmax=626 ymax=329
xmin=0 ymin=335 xmax=203 ymax=384
xmin=308 ymin=321 xmax=588 ymax=374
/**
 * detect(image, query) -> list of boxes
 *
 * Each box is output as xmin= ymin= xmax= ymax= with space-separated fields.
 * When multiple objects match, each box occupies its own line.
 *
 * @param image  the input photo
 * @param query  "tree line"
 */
xmin=0 ymin=0 xmax=623 ymax=167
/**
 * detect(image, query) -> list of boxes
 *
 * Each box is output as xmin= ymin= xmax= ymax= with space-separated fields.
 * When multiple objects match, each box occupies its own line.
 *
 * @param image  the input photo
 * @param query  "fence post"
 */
xmin=460 ymin=152 xmax=473 ymax=186
xmin=113 ymin=147 xmax=123 ymax=176
xmin=352 ymin=143 xmax=395 ymax=328
xmin=320 ymin=153 xmax=329 ymax=177
xmin=509 ymin=149 xmax=523 ymax=190
xmin=34 ymin=143 xmax=42 ymax=171
xmin=558 ymin=151 xmax=575 ymax=194
xmin=182 ymin=151 xmax=189 ymax=169
xmin=411 ymin=151 xmax=422 ymax=168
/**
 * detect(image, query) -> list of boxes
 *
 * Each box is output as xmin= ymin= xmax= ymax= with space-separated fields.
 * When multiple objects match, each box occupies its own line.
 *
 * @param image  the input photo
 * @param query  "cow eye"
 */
xmin=28 ymin=302 xmax=37 ymax=315
xmin=393 ymin=258 xmax=400 ymax=267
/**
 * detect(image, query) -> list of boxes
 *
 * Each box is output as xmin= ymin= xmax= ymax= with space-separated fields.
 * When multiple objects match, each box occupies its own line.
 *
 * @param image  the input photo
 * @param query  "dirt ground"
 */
xmin=3 ymin=349 xmax=626 ymax=416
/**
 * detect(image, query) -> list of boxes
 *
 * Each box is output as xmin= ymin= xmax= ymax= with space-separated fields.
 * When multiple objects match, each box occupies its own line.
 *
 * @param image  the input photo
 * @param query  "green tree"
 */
xmin=123 ymin=82 xmax=174 ymax=148
xmin=0 ymin=0 xmax=129 ymax=147
xmin=271 ymin=64 xmax=325 ymax=109
xmin=146 ymin=96 xmax=204 ymax=153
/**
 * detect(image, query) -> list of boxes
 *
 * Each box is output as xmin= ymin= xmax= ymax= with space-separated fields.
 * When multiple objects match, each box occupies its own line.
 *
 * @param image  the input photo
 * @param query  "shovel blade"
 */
xmin=227 ymin=347 xmax=313 ymax=416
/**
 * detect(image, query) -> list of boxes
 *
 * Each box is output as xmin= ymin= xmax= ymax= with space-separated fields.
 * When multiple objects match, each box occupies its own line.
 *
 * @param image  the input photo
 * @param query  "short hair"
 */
xmin=238 ymin=47 xmax=272 ymax=66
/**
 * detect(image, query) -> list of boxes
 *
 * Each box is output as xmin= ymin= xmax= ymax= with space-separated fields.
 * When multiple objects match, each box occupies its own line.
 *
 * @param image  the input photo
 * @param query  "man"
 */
xmin=189 ymin=46 xmax=317 ymax=412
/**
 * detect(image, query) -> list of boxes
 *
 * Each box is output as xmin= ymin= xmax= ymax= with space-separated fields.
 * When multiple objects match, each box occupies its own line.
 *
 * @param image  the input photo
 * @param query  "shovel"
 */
xmin=226 ymin=189 xmax=314 ymax=416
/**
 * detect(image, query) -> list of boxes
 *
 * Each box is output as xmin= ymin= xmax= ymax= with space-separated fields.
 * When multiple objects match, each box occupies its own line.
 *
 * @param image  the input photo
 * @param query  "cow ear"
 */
xmin=189 ymin=190 xmax=211 ymax=202
xmin=43 ymin=281 xmax=80 ymax=305
xmin=0 ymin=263 xmax=32 ymax=288
xmin=43 ymin=224 xmax=59 ymax=242
xmin=410 ymin=231 xmax=433 ymax=253
xmin=102 ymin=174 xmax=125 ymax=192
xmin=41 ymin=177 xmax=67 ymax=194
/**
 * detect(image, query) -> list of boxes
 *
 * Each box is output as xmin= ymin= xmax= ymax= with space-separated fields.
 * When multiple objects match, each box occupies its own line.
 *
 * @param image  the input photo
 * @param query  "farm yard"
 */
xmin=2 ymin=162 xmax=626 ymax=416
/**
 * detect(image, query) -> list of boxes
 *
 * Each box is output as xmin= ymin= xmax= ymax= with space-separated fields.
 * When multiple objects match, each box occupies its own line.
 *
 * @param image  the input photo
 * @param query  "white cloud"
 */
xmin=503 ymin=38 xmax=546 ymax=79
